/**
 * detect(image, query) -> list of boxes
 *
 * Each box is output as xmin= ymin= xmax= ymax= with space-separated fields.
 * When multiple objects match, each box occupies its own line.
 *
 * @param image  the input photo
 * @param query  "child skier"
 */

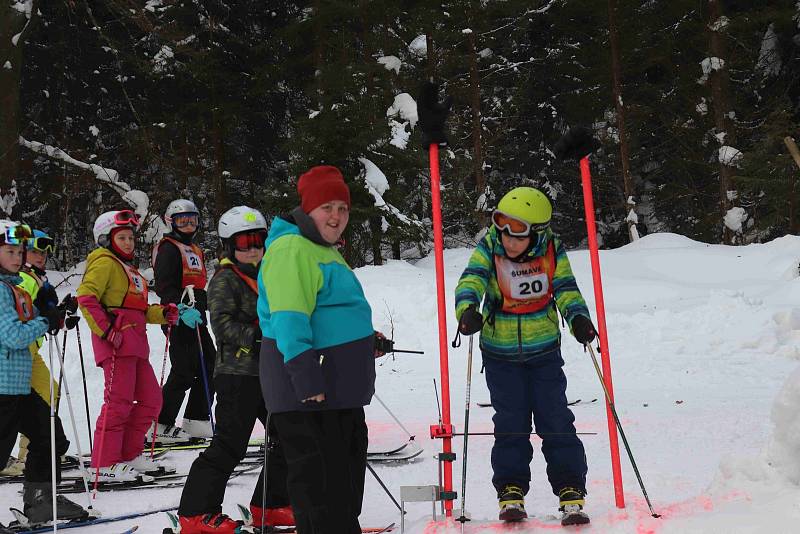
xmin=77 ymin=210 xmax=180 ymax=481
xmin=152 ymin=199 xmax=216 ymax=443
xmin=178 ymin=206 xmax=293 ymax=533
xmin=454 ymin=187 xmax=597 ymax=525
xmin=0 ymin=220 xmax=87 ymax=525
xmin=0 ymin=230 xmax=69 ymax=478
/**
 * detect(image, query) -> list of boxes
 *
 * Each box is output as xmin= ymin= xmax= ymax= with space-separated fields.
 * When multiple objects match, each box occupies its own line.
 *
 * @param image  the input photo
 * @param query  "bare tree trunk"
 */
xmin=704 ymin=0 xmax=737 ymax=244
xmin=466 ymin=30 xmax=486 ymax=228
xmin=0 ymin=1 xmax=37 ymax=215
xmin=425 ymin=34 xmax=436 ymax=81
xmin=607 ymin=0 xmax=637 ymax=241
xmin=785 ymin=136 xmax=800 ymax=233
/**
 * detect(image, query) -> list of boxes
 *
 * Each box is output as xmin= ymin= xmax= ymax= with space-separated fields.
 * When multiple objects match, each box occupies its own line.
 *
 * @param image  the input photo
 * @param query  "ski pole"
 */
xmin=373 ymin=393 xmax=415 ymax=442
xmin=194 ymin=324 xmax=215 ymax=434
xmin=150 ymin=325 xmax=172 ymax=457
xmin=260 ymin=413 xmax=271 ymax=530
xmin=457 ymin=335 xmax=474 ymax=523
xmin=586 ymin=344 xmax=660 ymax=518
xmin=47 ymin=334 xmax=57 ymax=533
xmin=389 ymin=349 xmax=424 ymax=355
xmin=54 ymin=329 xmax=67 ymax=415
xmin=75 ymin=323 xmax=93 ymax=452
xmin=54 ymin=334 xmax=93 ymax=513
xmin=366 ymin=462 xmax=402 ymax=512
xmin=93 ymin=352 xmax=116 ymax=497
xmin=183 ymin=284 xmax=215 ymax=434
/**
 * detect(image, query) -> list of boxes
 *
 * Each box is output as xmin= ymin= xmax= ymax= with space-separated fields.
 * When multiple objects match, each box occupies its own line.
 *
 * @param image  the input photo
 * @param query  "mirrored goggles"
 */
xmin=173 ymin=213 xmax=199 ymax=228
xmin=30 ymin=236 xmax=55 ymax=254
xmin=115 ymin=210 xmax=141 ymax=227
xmin=491 ymin=210 xmax=548 ymax=237
xmin=3 ymin=224 xmax=32 ymax=245
xmin=233 ymin=231 xmax=267 ymax=251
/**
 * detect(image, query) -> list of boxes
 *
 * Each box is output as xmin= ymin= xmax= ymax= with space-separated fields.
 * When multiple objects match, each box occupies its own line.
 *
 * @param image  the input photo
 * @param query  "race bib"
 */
xmin=186 ymin=252 xmax=202 ymax=270
xmin=509 ymin=271 xmax=549 ymax=300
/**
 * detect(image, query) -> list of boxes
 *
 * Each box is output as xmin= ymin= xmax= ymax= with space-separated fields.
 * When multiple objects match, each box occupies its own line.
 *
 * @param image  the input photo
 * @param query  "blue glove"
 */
xmin=177 ymin=303 xmax=203 ymax=328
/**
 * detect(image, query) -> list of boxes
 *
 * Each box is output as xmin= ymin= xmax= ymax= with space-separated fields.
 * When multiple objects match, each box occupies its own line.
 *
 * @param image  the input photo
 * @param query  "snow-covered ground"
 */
xmin=3 ymin=232 xmax=800 ymax=533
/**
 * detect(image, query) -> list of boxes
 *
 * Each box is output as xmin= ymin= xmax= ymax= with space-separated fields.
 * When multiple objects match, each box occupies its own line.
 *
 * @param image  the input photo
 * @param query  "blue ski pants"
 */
xmin=483 ymin=351 xmax=587 ymax=497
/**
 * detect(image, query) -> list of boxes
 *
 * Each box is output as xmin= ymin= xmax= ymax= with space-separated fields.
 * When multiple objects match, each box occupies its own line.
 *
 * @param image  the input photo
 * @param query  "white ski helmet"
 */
xmin=0 ymin=220 xmax=30 ymax=246
xmin=218 ymin=206 xmax=267 ymax=239
xmin=164 ymin=199 xmax=199 ymax=225
xmin=93 ymin=210 xmax=140 ymax=246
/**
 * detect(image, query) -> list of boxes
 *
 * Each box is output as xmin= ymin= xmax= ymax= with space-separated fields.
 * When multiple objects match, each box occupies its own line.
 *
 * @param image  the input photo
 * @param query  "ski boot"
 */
xmin=497 ymin=484 xmax=527 ymax=522
xmin=127 ymin=453 xmax=177 ymax=476
xmin=151 ymin=422 xmax=194 ymax=445
xmin=92 ymin=463 xmax=152 ymax=483
xmin=178 ymin=512 xmax=245 ymax=533
xmin=250 ymin=504 xmax=295 ymax=528
xmin=22 ymin=482 xmax=89 ymax=524
xmin=558 ymin=487 xmax=590 ymax=526
xmin=182 ymin=419 xmax=214 ymax=439
xmin=0 ymin=455 xmax=24 ymax=477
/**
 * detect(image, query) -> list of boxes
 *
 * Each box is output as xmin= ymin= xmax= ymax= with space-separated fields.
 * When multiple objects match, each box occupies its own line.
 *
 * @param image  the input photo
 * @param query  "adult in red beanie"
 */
xmin=256 ymin=165 xmax=388 ymax=534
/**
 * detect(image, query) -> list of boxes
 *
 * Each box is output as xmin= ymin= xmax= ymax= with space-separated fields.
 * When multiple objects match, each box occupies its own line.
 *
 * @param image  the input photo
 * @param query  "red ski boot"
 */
xmin=178 ymin=512 xmax=244 ymax=533
xmin=250 ymin=505 xmax=295 ymax=528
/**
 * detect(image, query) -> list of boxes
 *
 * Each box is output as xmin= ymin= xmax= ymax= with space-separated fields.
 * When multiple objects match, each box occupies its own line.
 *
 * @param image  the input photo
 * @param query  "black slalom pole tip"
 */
xmin=553 ymin=126 xmax=599 ymax=161
xmin=652 ymin=513 xmax=662 ymax=518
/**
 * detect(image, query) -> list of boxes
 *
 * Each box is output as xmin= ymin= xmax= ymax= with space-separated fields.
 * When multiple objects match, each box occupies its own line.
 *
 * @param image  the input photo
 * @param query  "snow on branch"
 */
xmin=11 ymin=0 xmax=34 ymax=46
xmin=19 ymin=136 xmax=167 ymax=244
xmin=359 ymin=157 xmax=423 ymax=228
xmin=20 ymin=136 xmax=131 ymax=197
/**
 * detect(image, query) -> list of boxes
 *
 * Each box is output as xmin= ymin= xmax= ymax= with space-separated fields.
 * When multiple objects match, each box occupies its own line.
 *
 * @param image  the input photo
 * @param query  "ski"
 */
xmin=57 ymin=462 xmax=261 ymax=494
xmin=365 ymin=446 xmax=423 ymax=463
xmin=478 ymin=398 xmax=597 ymax=408
xmin=232 ymin=505 xmax=396 ymax=533
xmin=151 ymin=437 xmax=262 ymax=454
xmin=367 ymin=441 xmax=412 ymax=456
xmin=4 ymin=505 xmax=174 ymax=533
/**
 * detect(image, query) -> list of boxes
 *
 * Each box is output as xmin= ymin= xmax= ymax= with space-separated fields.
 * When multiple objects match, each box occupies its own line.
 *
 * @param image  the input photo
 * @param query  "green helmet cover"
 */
xmin=496 ymin=187 xmax=552 ymax=225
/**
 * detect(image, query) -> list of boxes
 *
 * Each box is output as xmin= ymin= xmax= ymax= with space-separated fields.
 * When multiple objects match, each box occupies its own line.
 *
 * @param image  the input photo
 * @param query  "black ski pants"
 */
xmin=272 ymin=407 xmax=368 ymax=534
xmin=178 ymin=374 xmax=289 ymax=517
xmin=158 ymin=323 xmax=216 ymax=426
xmin=0 ymin=393 xmax=68 ymax=482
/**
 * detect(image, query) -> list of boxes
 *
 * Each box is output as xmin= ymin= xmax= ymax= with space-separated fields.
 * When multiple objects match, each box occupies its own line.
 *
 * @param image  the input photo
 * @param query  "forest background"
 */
xmin=1 ymin=0 xmax=799 ymax=269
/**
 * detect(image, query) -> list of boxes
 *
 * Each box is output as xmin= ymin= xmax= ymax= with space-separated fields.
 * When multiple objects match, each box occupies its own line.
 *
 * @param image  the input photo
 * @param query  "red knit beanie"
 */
xmin=297 ymin=166 xmax=351 ymax=214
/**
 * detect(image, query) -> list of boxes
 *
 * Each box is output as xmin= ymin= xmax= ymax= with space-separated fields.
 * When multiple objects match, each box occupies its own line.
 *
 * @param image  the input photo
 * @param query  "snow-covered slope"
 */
xmin=3 ymin=232 xmax=800 ymax=533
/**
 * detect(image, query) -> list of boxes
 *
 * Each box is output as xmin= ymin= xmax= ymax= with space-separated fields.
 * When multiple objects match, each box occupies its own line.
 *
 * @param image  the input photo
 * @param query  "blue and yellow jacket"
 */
xmin=455 ymin=226 xmax=591 ymax=361
xmin=257 ymin=208 xmax=375 ymax=413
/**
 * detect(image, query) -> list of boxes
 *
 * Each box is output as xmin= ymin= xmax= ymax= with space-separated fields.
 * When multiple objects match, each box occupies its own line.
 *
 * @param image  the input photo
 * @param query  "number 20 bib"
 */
xmin=494 ymin=241 xmax=555 ymax=314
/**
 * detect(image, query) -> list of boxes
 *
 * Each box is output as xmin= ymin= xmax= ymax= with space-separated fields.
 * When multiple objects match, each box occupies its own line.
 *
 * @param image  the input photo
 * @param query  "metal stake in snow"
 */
xmin=427 ymin=143 xmax=454 ymax=517
xmin=554 ymin=127 xmax=624 ymax=508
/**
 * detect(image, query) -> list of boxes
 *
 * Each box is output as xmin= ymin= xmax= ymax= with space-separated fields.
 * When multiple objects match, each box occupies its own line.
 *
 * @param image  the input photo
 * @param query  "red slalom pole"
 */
xmin=579 ymin=156 xmax=625 ymax=508
xmin=428 ymin=144 xmax=454 ymax=516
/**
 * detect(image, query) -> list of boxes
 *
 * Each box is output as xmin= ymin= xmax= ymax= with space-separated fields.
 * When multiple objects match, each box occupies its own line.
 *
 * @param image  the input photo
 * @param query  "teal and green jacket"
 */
xmin=455 ymin=226 xmax=591 ymax=361
xmin=257 ymin=208 xmax=375 ymax=412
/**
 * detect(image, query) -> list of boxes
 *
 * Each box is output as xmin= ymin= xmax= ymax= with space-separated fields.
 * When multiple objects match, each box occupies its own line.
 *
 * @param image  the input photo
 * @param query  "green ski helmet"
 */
xmin=494 ymin=187 xmax=552 ymax=234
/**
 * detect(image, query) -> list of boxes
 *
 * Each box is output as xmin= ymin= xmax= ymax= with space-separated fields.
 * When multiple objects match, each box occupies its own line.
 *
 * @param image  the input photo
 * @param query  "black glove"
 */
xmin=42 ymin=307 xmax=66 ymax=335
xmin=65 ymin=316 xmax=80 ymax=330
xmin=59 ymin=293 xmax=78 ymax=315
xmin=374 ymin=336 xmax=394 ymax=354
xmin=571 ymin=315 xmax=597 ymax=344
xmin=458 ymin=305 xmax=484 ymax=336
xmin=553 ymin=126 xmax=599 ymax=161
xmin=417 ymin=81 xmax=453 ymax=147
xmin=34 ymin=284 xmax=58 ymax=313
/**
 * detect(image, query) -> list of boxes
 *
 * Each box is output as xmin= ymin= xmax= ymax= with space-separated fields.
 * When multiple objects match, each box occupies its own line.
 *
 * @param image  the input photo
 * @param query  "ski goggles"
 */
xmin=114 ymin=210 xmax=141 ymax=227
xmin=491 ymin=210 xmax=548 ymax=237
xmin=2 ymin=224 xmax=32 ymax=245
xmin=30 ymin=236 xmax=55 ymax=254
xmin=172 ymin=213 xmax=199 ymax=228
xmin=233 ymin=231 xmax=267 ymax=251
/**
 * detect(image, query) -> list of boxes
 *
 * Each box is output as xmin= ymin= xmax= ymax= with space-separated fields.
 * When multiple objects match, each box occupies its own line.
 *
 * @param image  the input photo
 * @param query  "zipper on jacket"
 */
xmin=517 ymin=315 xmax=522 ymax=355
